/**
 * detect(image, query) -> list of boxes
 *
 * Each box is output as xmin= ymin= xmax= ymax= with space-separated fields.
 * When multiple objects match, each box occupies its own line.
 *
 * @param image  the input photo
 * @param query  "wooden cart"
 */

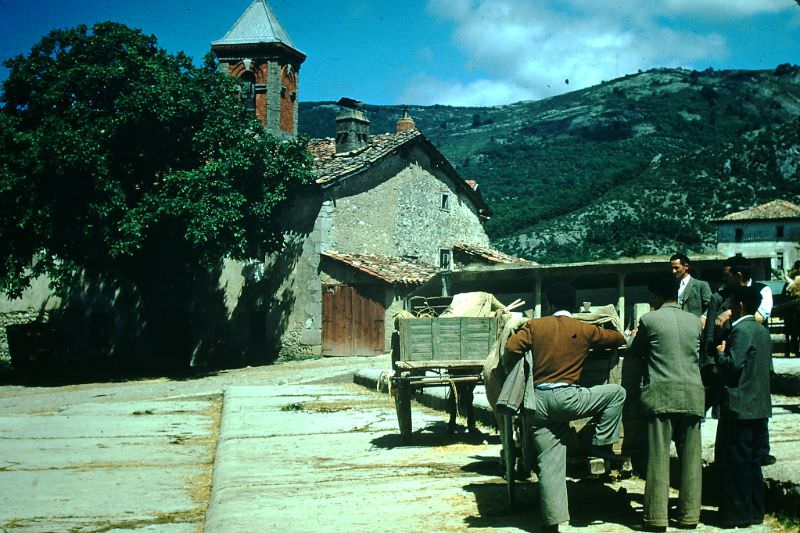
xmin=391 ymin=315 xmax=501 ymax=443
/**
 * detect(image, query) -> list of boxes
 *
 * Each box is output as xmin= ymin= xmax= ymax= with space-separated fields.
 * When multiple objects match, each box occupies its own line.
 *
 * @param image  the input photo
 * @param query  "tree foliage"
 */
xmin=0 ymin=22 xmax=312 ymax=298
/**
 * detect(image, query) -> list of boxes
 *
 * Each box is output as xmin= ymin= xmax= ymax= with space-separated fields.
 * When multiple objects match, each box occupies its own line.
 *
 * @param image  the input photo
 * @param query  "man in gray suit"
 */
xmin=628 ymin=276 xmax=705 ymax=531
xmin=712 ymin=285 xmax=773 ymax=528
xmin=671 ymin=253 xmax=712 ymax=324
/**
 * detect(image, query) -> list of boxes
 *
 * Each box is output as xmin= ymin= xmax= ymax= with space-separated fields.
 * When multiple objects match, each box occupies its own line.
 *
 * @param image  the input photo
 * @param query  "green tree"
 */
xmin=0 ymin=23 xmax=312 ymax=368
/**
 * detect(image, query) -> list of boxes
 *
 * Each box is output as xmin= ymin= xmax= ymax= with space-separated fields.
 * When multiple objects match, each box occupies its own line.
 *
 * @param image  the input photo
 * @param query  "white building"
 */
xmin=715 ymin=199 xmax=800 ymax=277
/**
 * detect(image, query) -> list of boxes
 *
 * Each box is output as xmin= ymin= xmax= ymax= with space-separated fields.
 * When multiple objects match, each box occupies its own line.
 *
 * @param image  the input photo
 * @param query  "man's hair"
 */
xmin=648 ymin=275 xmax=679 ymax=301
xmin=724 ymin=255 xmax=752 ymax=282
xmin=732 ymin=285 xmax=762 ymax=315
xmin=670 ymin=252 xmax=690 ymax=265
xmin=545 ymin=282 xmax=576 ymax=311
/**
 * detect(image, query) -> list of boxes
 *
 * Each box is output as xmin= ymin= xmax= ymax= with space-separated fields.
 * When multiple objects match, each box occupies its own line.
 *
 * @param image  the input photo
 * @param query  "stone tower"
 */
xmin=212 ymin=0 xmax=306 ymax=138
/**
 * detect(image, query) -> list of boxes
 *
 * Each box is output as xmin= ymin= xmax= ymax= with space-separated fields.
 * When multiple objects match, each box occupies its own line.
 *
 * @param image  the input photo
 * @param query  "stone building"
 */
xmin=211 ymin=0 xmax=306 ymax=138
xmin=264 ymin=100 xmax=504 ymax=357
xmin=714 ymin=199 xmax=800 ymax=276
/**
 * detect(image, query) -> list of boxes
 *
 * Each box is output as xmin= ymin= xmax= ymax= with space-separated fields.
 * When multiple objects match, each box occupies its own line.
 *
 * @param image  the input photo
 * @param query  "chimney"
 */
xmin=335 ymin=97 xmax=370 ymax=153
xmin=396 ymin=106 xmax=416 ymax=133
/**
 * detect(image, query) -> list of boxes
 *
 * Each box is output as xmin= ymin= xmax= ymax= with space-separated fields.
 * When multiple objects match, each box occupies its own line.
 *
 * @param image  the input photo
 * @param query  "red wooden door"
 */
xmin=322 ymin=285 xmax=385 ymax=356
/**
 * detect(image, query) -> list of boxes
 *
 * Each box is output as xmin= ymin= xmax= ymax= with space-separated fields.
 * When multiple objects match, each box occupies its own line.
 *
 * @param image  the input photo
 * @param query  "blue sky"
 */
xmin=1 ymin=0 xmax=799 ymax=106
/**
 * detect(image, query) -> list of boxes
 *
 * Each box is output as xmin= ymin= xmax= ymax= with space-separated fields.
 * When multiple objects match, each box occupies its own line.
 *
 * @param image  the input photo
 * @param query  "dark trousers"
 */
xmin=715 ymin=418 xmax=768 ymax=525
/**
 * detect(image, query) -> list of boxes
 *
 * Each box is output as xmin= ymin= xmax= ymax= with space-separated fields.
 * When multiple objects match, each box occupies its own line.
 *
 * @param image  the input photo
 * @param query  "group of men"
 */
xmin=503 ymin=253 xmax=774 ymax=532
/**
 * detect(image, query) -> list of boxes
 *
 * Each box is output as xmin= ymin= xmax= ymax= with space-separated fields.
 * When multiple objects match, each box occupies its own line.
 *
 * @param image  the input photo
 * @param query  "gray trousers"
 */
xmin=529 ymin=384 xmax=626 ymax=526
xmin=644 ymin=414 xmax=702 ymax=527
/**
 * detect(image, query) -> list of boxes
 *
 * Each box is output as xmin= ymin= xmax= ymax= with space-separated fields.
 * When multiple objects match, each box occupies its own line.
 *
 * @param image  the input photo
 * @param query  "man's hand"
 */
xmin=717 ymin=340 xmax=726 ymax=353
xmin=715 ymin=309 xmax=732 ymax=327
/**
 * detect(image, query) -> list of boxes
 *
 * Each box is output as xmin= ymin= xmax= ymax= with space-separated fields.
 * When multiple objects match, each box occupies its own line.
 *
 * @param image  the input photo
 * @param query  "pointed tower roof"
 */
xmin=213 ymin=0 xmax=301 ymax=53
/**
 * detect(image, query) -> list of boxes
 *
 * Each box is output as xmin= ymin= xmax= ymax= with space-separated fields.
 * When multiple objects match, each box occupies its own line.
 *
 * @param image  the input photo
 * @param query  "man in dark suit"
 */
xmin=627 ymin=276 xmax=704 ymax=532
xmin=670 ymin=253 xmax=712 ymax=323
xmin=704 ymin=256 xmax=777 ymax=466
xmin=712 ymin=285 xmax=772 ymax=528
xmin=504 ymin=282 xmax=626 ymax=533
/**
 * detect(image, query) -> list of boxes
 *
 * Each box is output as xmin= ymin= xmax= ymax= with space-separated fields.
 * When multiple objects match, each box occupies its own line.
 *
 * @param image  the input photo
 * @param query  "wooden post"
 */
xmin=441 ymin=272 xmax=450 ymax=297
xmin=617 ymin=272 xmax=626 ymax=329
xmin=534 ymin=277 xmax=542 ymax=318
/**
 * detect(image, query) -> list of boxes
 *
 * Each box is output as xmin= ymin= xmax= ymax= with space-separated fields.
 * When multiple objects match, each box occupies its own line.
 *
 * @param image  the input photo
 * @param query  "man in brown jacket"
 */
xmin=505 ymin=282 xmax=626 ymax=533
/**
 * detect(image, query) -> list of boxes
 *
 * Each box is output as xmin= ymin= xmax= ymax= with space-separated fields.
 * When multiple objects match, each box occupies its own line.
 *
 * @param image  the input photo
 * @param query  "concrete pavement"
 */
xmin=1 ymin=355 xmax=799 ymax=532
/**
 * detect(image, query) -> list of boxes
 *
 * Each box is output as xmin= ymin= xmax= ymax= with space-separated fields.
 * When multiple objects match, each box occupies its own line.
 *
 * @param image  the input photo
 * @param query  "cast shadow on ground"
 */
xmin=463 ymin=478 xmax=639 ymax=531
xmin=369 ymin=421 xmax=500 ymax=449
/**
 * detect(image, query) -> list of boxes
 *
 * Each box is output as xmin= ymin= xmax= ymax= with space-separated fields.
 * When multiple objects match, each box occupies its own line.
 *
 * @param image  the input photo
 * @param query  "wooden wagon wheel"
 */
xmin=394 ymin=380 xmax=413 ymax=443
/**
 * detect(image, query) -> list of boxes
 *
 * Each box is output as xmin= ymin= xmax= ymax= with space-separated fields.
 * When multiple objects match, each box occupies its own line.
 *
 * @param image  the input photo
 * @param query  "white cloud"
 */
xmin=400 ymin=75 xmax=532 ymax=107
xmin=661 ymin=0 xmax=793 ymax=18
xmin=416 ymin=0 xmax=732 ymax=105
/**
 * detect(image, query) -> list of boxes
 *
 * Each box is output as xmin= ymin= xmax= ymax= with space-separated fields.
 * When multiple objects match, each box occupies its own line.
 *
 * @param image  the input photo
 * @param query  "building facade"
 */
xmin=263 ymin=104 xmax=499 ymax=357
xmin=715 ymin=199 xmax=800 ymax=276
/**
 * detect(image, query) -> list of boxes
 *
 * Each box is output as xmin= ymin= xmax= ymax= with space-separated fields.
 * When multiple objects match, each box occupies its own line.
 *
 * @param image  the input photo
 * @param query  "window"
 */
xmin=439 ymin=249 xmax=452 ymax=270
xmin=441 ymin=193 xmax=450 ymax=211
xmin=239 ymin=72 xmax=256 ymax=112
xmin=734 ymin=228 xmax=743 ymax=242
xmin=777 ymin=225 xmax=785 ymax=239
xmin=777 ymin=251 xmax=785 ymax=273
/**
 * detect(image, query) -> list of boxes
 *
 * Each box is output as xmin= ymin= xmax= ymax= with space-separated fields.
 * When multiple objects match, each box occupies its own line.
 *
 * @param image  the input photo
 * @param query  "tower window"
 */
xmin=239 ymin=72 xmax=256 ymax=112
xmin=734 ymin=228 xmax=743 ymax=242
xmin=281 ymin=86 xmax=287 ymax=98
xmin=441 ymin=193 xmax=450 ymax=211
xmin=777 ymin=225 xmax=785 ymax=239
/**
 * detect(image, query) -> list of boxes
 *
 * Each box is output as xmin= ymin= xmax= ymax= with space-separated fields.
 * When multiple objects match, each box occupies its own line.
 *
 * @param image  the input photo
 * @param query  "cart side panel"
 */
xmin=397 ymin=317 xmax=497 ymax=363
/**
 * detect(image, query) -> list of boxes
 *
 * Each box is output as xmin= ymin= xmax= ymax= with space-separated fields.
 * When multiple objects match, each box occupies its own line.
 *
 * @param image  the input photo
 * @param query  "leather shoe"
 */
xmin=761 ymin=454 xmax=777 ymax=466
xmin=672 ymin=523 xmax=697 ymax=530
xmin=718 ymin=521 xmax=752 ymax=529
xmin=588 ymin=444 xmax=625 ymax=461
xmin=541 ymin=524 xmax=559 ymax=533
xmin=634 ymin=525 xmax=666 ymax=532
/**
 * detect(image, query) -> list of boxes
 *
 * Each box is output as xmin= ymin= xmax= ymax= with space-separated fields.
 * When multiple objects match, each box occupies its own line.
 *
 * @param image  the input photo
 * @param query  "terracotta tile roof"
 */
xmin=454 ymin=243 xmax=537 ymax=265
xmin=308 ymin=130 xmax=422 ymax=185
xmin=321 ymin=251 xmax=439 ymax=285
xmin=717 ymin=200 xmax=800 ymax=222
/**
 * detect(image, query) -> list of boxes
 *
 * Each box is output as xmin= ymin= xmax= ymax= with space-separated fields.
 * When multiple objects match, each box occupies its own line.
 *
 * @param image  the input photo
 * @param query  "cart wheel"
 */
xmin=395 ymin=382 xmax=412 ymax=443
xmin=502 ymin=414 xmax=516 ymax=506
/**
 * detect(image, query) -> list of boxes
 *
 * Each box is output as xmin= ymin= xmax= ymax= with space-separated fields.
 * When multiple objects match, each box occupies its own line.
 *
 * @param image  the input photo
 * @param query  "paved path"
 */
xmin=0 ymin=355 xmax=798 ymax=532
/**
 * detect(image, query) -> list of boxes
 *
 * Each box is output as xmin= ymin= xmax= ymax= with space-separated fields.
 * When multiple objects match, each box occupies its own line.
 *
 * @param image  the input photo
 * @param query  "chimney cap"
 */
xmin=337 ymin=97 xmax=365 ymax=109
xmin=396 ymin=105 xmax=416 ymax=133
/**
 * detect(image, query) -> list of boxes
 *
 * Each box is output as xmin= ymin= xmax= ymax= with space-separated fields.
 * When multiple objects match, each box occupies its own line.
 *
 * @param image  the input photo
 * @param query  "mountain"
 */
xmin=299 ymin=65 xmax=800 ymax=263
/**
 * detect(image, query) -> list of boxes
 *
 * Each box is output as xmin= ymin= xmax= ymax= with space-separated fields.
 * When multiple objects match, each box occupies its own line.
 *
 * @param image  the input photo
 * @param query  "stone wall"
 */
xmin=262 ymin=188 xmax=324 ymax=358
xmin=325 ymin=144 xmax=490 ymax=265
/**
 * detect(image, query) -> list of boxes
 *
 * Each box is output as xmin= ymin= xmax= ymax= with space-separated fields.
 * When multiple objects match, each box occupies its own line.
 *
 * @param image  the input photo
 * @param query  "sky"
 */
xmin=1 ymin=0 xmax=799 ymax=107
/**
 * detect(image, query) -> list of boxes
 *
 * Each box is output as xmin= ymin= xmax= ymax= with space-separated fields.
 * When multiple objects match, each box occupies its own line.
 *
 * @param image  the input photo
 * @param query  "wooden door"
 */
xmin=322 ymin=285 xmax=385 ymax=356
